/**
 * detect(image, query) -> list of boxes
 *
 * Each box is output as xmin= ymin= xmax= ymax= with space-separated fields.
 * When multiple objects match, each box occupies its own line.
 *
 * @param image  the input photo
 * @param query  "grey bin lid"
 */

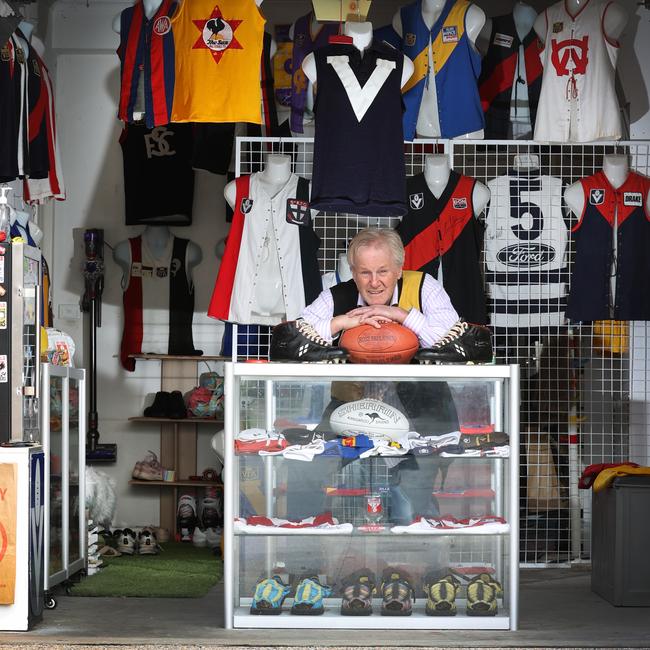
xmin=611 ymin=475 xmax=650 ymax=488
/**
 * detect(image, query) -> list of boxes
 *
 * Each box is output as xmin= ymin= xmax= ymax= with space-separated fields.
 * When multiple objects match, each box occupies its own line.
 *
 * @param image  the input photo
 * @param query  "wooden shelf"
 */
xmin=128 ymin=416 xmax=223 ymax=424
xmin=129 ymin=479 xmax=223 ymax=488
xmin=129 ymin=354 xmax=229 ymax=361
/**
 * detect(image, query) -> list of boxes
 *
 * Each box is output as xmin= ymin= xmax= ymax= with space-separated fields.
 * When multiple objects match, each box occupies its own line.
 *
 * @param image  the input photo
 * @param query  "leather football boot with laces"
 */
xmin=415 ymin=320 xmax=493 ymax=364
xmin=270 ymin=320 xmax=348 ymax=363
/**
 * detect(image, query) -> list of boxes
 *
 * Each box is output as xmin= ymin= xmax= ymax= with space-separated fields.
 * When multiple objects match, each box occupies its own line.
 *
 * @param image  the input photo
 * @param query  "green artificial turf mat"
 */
xmin=70 ymin=542 xmax=223 ymax=598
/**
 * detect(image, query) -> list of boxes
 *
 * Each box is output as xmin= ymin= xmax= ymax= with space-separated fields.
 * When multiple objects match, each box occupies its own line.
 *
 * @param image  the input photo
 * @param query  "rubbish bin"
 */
xmin=591 ymin=475 xmax=650 ymax=606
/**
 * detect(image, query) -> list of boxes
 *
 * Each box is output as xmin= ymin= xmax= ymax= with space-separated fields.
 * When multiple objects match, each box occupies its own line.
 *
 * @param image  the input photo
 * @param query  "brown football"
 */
xmin=339 ymin=322 xmax=419 ymax=364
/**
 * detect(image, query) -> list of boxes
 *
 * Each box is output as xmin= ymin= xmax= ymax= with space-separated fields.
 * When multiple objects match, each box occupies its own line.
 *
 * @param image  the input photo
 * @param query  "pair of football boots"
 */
xmin=269 ymin=318 xmax=493 ymax=365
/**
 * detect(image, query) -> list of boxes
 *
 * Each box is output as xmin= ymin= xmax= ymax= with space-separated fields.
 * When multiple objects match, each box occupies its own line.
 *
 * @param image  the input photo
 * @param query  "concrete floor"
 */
xmin=1 ymin=567 xmax=649 ymax=648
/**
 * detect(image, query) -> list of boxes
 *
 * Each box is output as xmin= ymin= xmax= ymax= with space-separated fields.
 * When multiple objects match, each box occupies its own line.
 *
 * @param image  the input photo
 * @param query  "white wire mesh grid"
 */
xmin=234 ymin=137 xmax=650 ymax=567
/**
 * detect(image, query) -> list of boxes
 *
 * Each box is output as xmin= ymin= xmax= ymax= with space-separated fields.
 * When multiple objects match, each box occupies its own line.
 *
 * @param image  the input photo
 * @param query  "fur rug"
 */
xmin=85 ymin=466 xmax=117 ymax=528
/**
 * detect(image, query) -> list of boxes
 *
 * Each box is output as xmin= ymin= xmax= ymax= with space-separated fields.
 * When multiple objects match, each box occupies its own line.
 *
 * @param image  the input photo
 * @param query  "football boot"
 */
xmin=415 ymin=320 xmax=493 ymax=365
xmin=270 ymin=319 xmax=348 ymax=363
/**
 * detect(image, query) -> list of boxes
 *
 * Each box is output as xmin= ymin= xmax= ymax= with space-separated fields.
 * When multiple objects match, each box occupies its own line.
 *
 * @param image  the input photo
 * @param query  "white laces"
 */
xmin=296 ymin=319 xmax=331 ymax=346
xmin=433 ymin=320 xmax=468 ymax=348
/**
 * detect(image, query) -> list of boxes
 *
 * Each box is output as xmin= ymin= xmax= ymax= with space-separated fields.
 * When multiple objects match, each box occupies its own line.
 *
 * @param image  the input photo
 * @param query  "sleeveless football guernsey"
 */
xmin=120 ymin=235 xmax=198 ymax=371
xmin=397 ymin=171 xmax=487 ymax=324
xmin=310 ymin=40 xmax=407 ymax=217
xmin=484 ymin=172 xmax=568 ymax=329
xmin=117 ymin=0 xmax=177 ymax=128
xmin=478 ymin=12 xmax=543 ymax=139
xmin=398 ymin=0 xmax=484 ymax=140
xmin=567 ymin=171 xmax=650 ymax=321
xmin=208 ymin=173 xmax=321 ymax=325
xmin=171 ymin=0 xmax=265 ymax=124
xmin=534 ymin=0 xmax=621 ymax=143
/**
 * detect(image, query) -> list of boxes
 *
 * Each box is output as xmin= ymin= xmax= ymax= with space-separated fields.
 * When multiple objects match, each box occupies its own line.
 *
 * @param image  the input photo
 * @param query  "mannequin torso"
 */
xmin=113 ymin=225 xmax=201 ymax=286
xmin=534 ymin=0 xmax=628 ymax=43
xmin=224 ymin=154 xmax=293 ymax=209
xmin=424 ymin=154 xmax=490 ymax=214
xmin=393 ymin=0 xmax=485 ymax=139
xmin=302 ymin=22 xmax=415 ymax=89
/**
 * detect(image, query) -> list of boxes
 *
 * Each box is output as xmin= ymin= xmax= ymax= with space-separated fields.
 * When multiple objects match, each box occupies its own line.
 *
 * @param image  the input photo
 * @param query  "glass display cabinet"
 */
xmin=41 ymin=363 xmax=86 ymax=606
xmin=223 ymin=362 xmax=519 ymax=630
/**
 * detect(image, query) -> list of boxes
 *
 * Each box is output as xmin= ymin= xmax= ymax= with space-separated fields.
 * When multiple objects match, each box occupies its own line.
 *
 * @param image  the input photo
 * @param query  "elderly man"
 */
xmin=271 ymin=227 xmax=491 ymax=363
xmin=270 ymin=228 xmax=492 ymax=524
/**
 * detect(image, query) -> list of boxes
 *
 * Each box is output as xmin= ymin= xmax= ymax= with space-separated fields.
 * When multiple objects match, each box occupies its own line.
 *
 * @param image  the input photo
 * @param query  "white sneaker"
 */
xmin=138 ymin=528 xmax=159 ymax=555
xmin=205 ymin=527 xmax=221 ymax=549
xmin=116 ymin=528 xmax=137 ymax=555
xmin=192 ymin=526 xmax=207 ymax=547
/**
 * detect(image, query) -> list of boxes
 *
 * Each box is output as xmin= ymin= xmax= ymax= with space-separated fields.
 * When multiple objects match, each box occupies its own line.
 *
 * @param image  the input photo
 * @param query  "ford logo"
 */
xmin=497 ymin=243 xmax=555 ymax=267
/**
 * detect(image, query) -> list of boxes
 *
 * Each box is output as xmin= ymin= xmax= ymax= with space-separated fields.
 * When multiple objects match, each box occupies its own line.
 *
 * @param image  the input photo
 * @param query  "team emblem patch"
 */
xmin=131 ymin=262 xmax=142 ymax=277
xmin=193 ymin=5 xmax=243 ymax=64
xmin=409 ymin=192 xmax=424 ymax=210
xmin=589 ymin=188 xmax=605 ymax=205
xmin=453 ymin=197 xmax=468 ymax=210
xmin=240 ymin=197 xmax=254 ymax=214
xmin=553 ymin=22 xmax=564 ymax=33
xmin=155 ymin=266 xmax=168 ymax=278
xmin=153 ymin=16 xmax=171 ymax=35
xmin=405 ymin=33 xmax=417 ymax=47
xmin=442 ymin=26 xmax=458 ymax=43
xmin=493 ymin=32 xmax=514 ymax=48
xmin=15 ymin=47 xmax=24 ymax=64
xmin=624 ymin=192 xmax=643 ymax=206
xmin=286 ymin=199 xmax=310 ymax=226
xmin=0 ymin=45 xmax=9 ymax=62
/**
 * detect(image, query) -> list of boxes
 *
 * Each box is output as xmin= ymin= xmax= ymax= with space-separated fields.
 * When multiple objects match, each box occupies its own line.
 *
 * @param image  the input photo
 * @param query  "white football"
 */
xmin=329 ymin=399 xmax=410 ymax=439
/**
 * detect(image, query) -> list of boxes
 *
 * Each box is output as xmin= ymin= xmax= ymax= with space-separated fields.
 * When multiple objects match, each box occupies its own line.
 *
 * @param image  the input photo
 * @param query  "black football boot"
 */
xmin=270 ymin=319 xmax=348 ymax=363
xmin=415 ymin=320 xmax=493 ymax=364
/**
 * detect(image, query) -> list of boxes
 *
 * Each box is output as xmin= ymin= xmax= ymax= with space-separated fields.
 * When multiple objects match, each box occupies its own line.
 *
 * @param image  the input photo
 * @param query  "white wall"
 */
xmin=41 ymin=0 xmax=650 ymax=526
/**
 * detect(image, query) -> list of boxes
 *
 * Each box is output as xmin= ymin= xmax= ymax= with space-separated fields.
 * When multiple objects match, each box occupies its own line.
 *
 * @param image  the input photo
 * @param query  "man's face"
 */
xmin=351 ymin=243 xmax=402 ymax=306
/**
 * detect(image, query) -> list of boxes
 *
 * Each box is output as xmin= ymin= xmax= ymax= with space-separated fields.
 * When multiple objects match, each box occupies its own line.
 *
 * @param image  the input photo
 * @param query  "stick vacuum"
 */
xmin=82 ymin=229 xmax=117 ymax=463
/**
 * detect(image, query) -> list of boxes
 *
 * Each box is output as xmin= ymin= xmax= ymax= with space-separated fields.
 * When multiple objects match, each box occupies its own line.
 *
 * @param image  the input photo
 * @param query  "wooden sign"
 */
xmin=312 ymin=0 xmax=372 ymax=22
xmin=0 ymin=463 xmax=17 ymax=605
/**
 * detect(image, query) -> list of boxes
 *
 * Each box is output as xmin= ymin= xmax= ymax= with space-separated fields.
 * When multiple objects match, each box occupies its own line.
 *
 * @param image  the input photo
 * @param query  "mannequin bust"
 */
xmin=563 ymin=155 xmax=649 ymax=217
xmin=113 ymin=225 xmax=201 ymax=284
xmin=534 ymin=0 xmax=628 ymax=43
xmin=224 ymin=154 xmax=293 ymax=209
xmin=479 ymin=1 xmax=537 ymax=53
xmin=424 ymin=154 xmax=490 ymax=214
xmin=392 ymin=0 xmax=485 ymax=139
xmin=302 ymin=22 xmax=415 ymax=89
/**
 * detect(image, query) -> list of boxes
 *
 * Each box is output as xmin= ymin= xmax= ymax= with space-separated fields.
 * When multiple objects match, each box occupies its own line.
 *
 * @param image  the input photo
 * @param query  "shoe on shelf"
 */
xmin=143 ymin=391 xmax=171 ymax=418
xmin=192 ymin=527 xmax=207 ymax=548
xmin=270 ymin=320 xmax=348 ymax=363
xmin=415 ymin=320 xmax=493 ymax=365
xmin=132 ymin=451 xmax=163 ymax=481
xmin=340 ymin=568 xmax=375 ymax=616
xmin=200 ymin=495 xmax=223 ymax=529
xmin=116 ymin=528 xmax=137 ymax=555
xmin=290 ymin=576 xmax=333 ymax=615
xmin=250 ymin=575 xmax=291 ymax=615
xmin=423 ymin=571 xmax=461 ymax=616
xmin=168 ymin=390 xmax=187 ymax=419
xmin=177 ymin=494 xmax=197 ymax=542
xmin=466 ymin=573 xmax=501 ymax=616
xmin=138 ymin=528 xmax=159 ymax=555
xmin=379 ymin=568 xmax=415 ymax=617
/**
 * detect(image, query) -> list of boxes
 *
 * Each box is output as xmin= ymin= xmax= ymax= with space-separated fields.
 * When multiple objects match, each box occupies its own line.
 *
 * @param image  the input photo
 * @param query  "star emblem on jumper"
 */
xmin=193 ymin=5 xmax=243 ymax=64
